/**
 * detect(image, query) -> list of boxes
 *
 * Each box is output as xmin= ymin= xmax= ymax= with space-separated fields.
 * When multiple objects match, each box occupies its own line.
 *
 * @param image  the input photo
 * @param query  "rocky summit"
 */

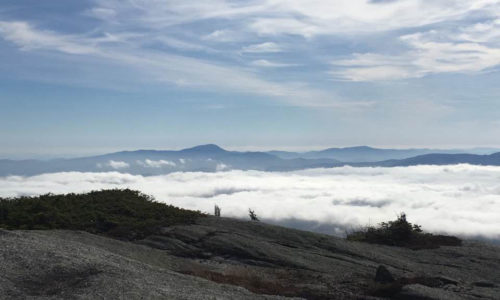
xmin=1 ymin=216 xmax=499 ymax=299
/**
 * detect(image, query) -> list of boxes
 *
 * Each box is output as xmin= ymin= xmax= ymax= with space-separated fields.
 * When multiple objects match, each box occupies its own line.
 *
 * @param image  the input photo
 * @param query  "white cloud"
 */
xmin=0 ymin=21 xmax=97 ymax=55
xmin=250 ymin=59 xmax=296 ymax=68
xmin=92 ymin=0 xmax=270 ymax=29
xmin=331 ymin=27 xmax=500 ymax=81
xmin=215 ymin=163 xmax=229 ymax=171
xmin=241 ymin=42 xmax=282 ymax=53
xmin=0 ymin=20 xmax=349 ymax=107
xmin=86 ymin=7 xmax=117 ymax=20
xmin=92 ymin=0 xmax=498 ymax=37
xmin=456 ymin=19 xmax=500 ymax=43
xmin=97 ymin=160 xmax=130 ymax=169
xmin=2 ymin=0 xmax=500 ymax=94
xmin=154 ymin=36 xmax=216 ymax=52
xmin=330 ymin=63 xmax=414 ymax=82
xmin=108 ymin=160 xmax=130 ymax=169
xmin=92 ymin=0 xmax=500 ymax=82
xmin=84 ymin=1 xmax=500 ymax=82
xmin=248 ymin=0 xmax=498 ymax=36
xmin=202 ymin=30 xmax=238 ymax=42
xmin=90 ymin=0 xmax=500 ymax=84
xmin=249 ymin=18 xmax=321 ymax=38
xmin=137 ymin=159 xmax=176 ymax=168
xmin=1 ymin=165 xmax=500 ymax=240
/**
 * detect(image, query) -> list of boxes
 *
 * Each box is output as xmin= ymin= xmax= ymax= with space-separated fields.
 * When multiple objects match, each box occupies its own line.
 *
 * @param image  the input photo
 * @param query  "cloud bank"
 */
xmin=97 ymin=160 xmax=129 ymax=169
xmin=1 ymin=165 xmax=500 ymax=240
xmin=137 ymin=159 xmax=177 ymax=168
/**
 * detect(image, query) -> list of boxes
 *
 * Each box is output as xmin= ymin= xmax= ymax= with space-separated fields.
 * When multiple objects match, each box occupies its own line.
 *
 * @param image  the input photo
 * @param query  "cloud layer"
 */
xmin=1 ymin=165 xmax=500 ymax=240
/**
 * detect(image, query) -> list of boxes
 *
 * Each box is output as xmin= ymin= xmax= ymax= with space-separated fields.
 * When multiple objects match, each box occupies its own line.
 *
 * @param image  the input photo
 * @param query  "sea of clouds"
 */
xmin=1 ymin=164 xmax=500 ymax=240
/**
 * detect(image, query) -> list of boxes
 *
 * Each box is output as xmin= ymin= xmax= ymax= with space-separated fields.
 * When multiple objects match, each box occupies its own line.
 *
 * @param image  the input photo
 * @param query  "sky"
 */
xmin=1 ymin=0 xmax=500 ymax=157
xmin=2 ymin=165 xmax=500 ymax=241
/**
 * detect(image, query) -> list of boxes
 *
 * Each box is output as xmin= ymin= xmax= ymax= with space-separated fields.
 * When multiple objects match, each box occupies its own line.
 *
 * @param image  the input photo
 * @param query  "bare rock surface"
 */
xmin=1 ymin=216 xmax=500 ymax=299
xmin=0 ymin=229 xmax=286 ymax=299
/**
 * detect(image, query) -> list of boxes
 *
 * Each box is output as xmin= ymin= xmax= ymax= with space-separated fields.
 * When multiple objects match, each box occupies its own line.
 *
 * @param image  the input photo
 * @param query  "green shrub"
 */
xmin=0 ymin=189 xmax=204 ymax=240
xmin=346 ymin=213 xmax=461 ymax=249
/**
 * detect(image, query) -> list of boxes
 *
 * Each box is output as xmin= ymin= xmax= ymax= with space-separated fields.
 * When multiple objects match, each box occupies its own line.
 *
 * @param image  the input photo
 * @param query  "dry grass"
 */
xmin=179 ymin=262 xmax=361 ymax=299
xmin=181 ymin=265 xmax=300 ymax=297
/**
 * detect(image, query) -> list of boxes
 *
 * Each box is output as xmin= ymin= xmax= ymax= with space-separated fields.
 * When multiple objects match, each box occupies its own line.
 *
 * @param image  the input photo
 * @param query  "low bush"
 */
xmin=346 ymin=213 xmax=461 ymax=249
xmin=0 ymin=189 xmax=203 ymax=240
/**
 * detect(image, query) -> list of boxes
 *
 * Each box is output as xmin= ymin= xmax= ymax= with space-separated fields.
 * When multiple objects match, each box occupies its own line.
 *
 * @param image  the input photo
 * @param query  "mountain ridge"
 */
xmin=1 ymin=144 xmax=500 ymax=176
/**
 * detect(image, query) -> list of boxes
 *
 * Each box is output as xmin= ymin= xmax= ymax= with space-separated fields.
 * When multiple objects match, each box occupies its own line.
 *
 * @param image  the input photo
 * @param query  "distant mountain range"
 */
xmin=1 ymin=144 xmax=499 ymax=176
xmin=370 ymin=152 xmax=500 ymax=167
xmin=269 ymin=146 xmax=498 ymax=162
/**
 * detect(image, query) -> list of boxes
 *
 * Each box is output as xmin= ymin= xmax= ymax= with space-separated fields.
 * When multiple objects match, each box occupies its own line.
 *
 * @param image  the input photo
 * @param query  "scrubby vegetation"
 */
xmin=0 ymin=189 xmax=203 ymax=240
xmin=248 ymin=209 xmax=259 ymax=221
xmin=347 ymin=213 xmax=461 ymax=249
xmin=214 ymin=204 xmax=221 ymax=217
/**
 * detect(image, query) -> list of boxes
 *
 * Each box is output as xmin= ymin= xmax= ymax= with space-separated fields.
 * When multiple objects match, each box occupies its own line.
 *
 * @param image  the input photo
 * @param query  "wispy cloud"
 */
xmin=247 ymin=0 xmax=497 ymax=36
xmin=1 ymin=165 xmax=500 ymax=240
xmin=216 ymin=163 xmax=230 ymax=171
xmin=92 ymin=0 xmax=496 ymax=36
xmin=202 ymin=30 xmax=239 ymax=42
xmin=1 ymin=0 xmax=500 ymax=97
xmin=137 ymin=159 xmax=176 ymax=168
xmin=0 ymin=21 xmax=97 ymax=54
xmin=250 ymin=59 xmax=297 ymax=68
xmin=0 ymin=20 xmax=347 ymax=107
xmin=88 ymin=0 xmax=500 ymax=83
xmin=97 ymin=160 xmax=129 ymax=169
xmin=331 ymin=26 xmax=500 ymax=81
xmin=85 ymin=7 xmax=117 ymax=20
xmin=241 ymin=42 xmax=283 ymax=53
xmin=154 ymin=36 xmax=217 ymax=53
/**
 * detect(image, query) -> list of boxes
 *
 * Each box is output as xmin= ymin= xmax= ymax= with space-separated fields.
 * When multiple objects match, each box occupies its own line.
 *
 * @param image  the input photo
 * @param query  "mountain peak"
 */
xmin=181 ymin=144 xmax=226 ymax=153
xmin=343 ymin=146 xmax=376 ymax=150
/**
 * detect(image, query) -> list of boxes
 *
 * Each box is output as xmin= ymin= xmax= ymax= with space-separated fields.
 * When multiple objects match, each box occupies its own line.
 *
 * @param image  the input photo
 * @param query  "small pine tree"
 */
xmin=214 ymin=205 xmax=221 ymax=217
xmin=248 ymin=209 xmax=259 ymax=221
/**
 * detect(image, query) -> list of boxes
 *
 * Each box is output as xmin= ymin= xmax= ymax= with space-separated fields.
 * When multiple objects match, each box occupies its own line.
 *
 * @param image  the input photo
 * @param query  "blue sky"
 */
xmin=1 ymin=0 xmax=500 ymax=157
